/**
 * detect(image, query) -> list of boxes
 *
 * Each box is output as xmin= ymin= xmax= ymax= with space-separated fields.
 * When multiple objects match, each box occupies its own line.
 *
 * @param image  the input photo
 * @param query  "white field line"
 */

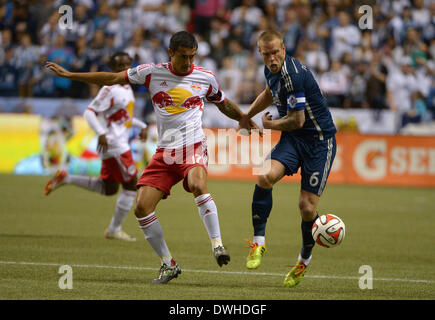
xmin=0 ymin=260 xmax=434 ymax=284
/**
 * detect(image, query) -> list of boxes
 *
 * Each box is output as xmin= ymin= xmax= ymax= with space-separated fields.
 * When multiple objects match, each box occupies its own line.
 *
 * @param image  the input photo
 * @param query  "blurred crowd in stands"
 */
xmin=0 ymin=0 xmax=434 ymax=126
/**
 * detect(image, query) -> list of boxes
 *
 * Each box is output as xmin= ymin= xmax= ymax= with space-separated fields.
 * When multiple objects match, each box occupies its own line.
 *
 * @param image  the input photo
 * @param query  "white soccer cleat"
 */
xmin=105 ymin=229 xmax=136 ymax=242
xmin=44 ymin=170 xmax=68 ymax=195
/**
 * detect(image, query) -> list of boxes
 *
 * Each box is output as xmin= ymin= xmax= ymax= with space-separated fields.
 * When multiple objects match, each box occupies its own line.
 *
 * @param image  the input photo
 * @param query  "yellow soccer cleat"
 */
xmin=245 ymin=239 xmax=267 ymax=269
xmin=283 ymin=261 xmax=308 ymax=288
xmin=44 ymin=170 xmax=67 ymax=195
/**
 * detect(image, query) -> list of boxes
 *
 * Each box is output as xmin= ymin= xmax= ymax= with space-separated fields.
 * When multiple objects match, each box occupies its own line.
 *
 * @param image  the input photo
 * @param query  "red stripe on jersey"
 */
xmin=206 ymin=84 xmax=213 ymax=97
xmin=138 ymin=64 xmax=152 ymax=71
xmin=87 ymin=107 xmax=97 ymax=114
xmin=124 ymin=70 xmax=130 ymax=83
xmin=108 ymin=97 xmax=114 ymax=110
xmin=144 ymin=74 xmax=151 ymax=88
xmin=193 ymin=66 xmax=215 ymax=76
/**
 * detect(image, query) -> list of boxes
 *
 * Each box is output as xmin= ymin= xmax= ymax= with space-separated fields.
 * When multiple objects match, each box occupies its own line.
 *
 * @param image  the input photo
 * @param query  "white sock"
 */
xmin=298 ymin=253 xmax=312 ymax=266
xmin=137 ymin=212 xmax=172 ymax=265
xmin=107 ymin=189 xmax=136 ymax=232
xmin=253 ymin=236 xmax=265 ymax=246
xmin=195 ymin=193 xmax=222 ymax=249
xmin=64 ymin=175 xmax=103 ymax=194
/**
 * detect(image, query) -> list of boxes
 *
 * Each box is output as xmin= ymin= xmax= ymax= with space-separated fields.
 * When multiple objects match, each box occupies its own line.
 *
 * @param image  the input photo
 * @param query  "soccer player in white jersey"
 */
xmin=46 ymin=31 xmax=259 ymax=284
xmin=44 ymin=52 xmax=148 ymax=242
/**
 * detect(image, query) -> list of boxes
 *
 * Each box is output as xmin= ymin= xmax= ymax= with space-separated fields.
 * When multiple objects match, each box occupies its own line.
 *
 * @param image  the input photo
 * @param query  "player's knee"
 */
xmin=189 ymin=181 xmax=207 ymax=195
xmin=103 ymin=181 xmax=119 ymax=196
xmin=134 ymin=201 xmax=154 ymax=218
xmin=299 ymin=198 xmax=316 ymax=218
xmin=257 ymin=174 xmax=274 ymax=189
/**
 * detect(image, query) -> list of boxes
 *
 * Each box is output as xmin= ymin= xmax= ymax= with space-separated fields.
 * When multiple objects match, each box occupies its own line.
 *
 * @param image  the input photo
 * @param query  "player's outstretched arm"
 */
xmin=239 ymin=86 xmax=273 ymax=130
xmin=45 ymin=62 xmax=127 ymax=86
xmin=262 ymin=109 xmax=305 ymax=131
xmin=215 ymin=99 xmax=244 ymax=121
xmin=216 ymin=99 xmax=262 ymax=134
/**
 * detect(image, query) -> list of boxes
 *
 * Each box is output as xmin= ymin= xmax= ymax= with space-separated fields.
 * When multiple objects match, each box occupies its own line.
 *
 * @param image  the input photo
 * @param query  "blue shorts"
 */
xmin=268 ymin=134 xmax=336 ymax=196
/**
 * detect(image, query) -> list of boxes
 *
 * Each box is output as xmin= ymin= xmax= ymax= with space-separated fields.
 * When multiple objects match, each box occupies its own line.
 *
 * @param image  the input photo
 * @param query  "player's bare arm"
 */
xmin=239 ymin=86 xmax=274 ymax=130
xmin=262 ymin=109 xmax=305 ymax=131
xmin=45 ymin=62 xmax=127 ymax=86
xmin=217 ymin=99 xmax=262 ymax=134
xmin=215 ymin=99 xmax=244 ymax=121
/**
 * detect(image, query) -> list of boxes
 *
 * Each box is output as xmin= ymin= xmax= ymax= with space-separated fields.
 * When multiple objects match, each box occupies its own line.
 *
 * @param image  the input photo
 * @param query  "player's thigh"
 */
xmin=300 ymin=136 xmax=336 ymax=196
xmin=256 ymin=159 xmax=286 ymax=188
xmin=134 ymin=185 xmax=165 ymax=217
xmin=267 ymin=135 xmax=301 ymax=178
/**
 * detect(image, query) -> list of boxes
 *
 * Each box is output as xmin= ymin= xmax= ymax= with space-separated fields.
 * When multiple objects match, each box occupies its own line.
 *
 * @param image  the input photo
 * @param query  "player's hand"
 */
xmin=138 ymin=128 xmax=148 ymax=141
xmin=97 ymin=134 xmax=108 ymax=154
xmin=247 ymin=119 xmax=263 ymax=137
xmin=237 ymin=114 xmax=263 ymax=137
xmin=238 ymin=114 xmax=251 ymax=130
xmin=262 ymin=111 xmax=273 ymax=129
xmin=45 ymin=61 xmax=72 ymax=78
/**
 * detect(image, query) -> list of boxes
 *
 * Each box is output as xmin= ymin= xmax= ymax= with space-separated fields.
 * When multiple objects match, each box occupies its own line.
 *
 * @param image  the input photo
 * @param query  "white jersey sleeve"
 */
xmin=125 ymin=64 xmax=154 ymax=87
xmin=205 ymin=72 xmax=226 ymax=104
xmin=88 ymin=86 xmax=114 ymax=113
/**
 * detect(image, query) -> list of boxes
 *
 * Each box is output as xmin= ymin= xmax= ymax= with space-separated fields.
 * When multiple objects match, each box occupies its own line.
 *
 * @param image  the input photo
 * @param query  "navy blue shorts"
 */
xmin=268 ymin=134 xmax=336 ymax=196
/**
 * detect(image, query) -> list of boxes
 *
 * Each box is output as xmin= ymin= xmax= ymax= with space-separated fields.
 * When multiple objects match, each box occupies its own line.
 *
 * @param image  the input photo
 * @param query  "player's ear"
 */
xmin=168 ymin=48 xmax=175 ymax=57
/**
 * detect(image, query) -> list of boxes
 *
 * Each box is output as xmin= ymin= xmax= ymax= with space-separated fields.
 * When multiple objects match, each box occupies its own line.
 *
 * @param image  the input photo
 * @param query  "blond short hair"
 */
xmin=257 ymin=30 xmax=284 ymax=47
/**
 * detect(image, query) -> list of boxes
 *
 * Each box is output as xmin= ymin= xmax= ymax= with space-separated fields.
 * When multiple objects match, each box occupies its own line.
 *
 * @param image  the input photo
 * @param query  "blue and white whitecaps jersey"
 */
xmin=265 ymin=55 xmax=337 ymax=140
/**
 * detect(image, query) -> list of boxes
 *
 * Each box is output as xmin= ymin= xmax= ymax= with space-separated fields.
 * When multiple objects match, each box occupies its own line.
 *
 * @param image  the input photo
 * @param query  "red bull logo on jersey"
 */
xmin=152 ymin=88 xmax=203 ymax=114
xmin=106 ymin=108 xmax=130 ymax=126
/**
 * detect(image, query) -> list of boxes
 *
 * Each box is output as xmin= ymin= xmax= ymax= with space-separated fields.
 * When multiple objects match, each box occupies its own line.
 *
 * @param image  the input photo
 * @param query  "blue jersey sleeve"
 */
xmin=283 ymin=58 xmax=306 ymax=112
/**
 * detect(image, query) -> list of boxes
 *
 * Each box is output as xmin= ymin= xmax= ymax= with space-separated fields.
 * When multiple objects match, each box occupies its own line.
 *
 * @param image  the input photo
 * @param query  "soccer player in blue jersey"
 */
xmin=239 ymin=30 xmax=337 ymax=288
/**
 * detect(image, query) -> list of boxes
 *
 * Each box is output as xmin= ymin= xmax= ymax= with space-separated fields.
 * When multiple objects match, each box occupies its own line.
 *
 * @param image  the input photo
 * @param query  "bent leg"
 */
xmin=251 ymin=159 xmax=286 ymax=242
xmin=106 ymin=177 xmax=137 ymax=235
xmin=44 ymin=170 xmax=104 ymax=195
xmin=298 ymin=189 xmax=320 ymax=263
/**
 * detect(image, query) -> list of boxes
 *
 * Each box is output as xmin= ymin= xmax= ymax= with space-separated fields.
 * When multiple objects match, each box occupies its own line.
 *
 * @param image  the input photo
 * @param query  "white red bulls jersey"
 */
xmin=87 ymin=84 xmax=135 ymax=158
xmin=125 ymin=62 xmax=225 ymax=149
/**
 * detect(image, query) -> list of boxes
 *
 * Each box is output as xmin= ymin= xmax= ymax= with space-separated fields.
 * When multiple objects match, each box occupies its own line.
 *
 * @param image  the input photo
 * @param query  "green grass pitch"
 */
xmin=0 ymin=174 xmax=434 ymax=300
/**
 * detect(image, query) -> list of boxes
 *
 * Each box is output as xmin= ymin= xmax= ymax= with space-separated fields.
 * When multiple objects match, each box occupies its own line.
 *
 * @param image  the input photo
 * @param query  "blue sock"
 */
xmin=251 ymin=184 xmax=273 ymax=236
xmin=300 ymin=214 xmax=319 ymax=259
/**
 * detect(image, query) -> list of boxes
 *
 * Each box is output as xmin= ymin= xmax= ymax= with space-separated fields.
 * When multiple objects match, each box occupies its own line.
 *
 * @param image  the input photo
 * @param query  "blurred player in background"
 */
xmin=44 ymin=52 xmax=148 ymax=242
xmin=239 ymin=30 xmax=337 ymax=288
xmin=46 ymin=31 xmax=259 ymax=284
